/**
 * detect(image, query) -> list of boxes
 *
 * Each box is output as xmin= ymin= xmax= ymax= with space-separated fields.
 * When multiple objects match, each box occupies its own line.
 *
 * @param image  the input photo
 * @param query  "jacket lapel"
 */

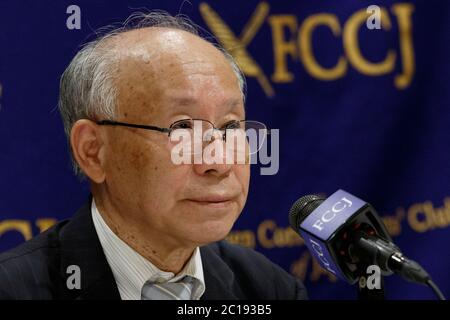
xmin=55 ymin=200 xmax=121 ymax=300
xmin=200 ymin=244 xmax=240 ymax=300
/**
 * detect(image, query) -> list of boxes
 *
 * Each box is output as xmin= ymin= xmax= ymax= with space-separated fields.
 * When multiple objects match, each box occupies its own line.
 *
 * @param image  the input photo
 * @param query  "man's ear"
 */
xmin=70 ymin=119 xmax=106 ymax=183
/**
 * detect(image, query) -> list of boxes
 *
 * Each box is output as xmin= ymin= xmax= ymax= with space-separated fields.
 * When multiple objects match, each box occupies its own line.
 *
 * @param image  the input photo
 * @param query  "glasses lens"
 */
xmin=170 ymin=119 xmax=214 ymax=156
xmin=244 ymin=121 xmax=268 ymax=155
xmin=169 ymin=119 xmax=268 ymax=160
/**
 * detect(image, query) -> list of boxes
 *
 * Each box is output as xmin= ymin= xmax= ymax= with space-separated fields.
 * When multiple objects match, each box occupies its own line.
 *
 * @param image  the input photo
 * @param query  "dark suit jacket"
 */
xmin=0 ymin=201 xmax=308 ymax=300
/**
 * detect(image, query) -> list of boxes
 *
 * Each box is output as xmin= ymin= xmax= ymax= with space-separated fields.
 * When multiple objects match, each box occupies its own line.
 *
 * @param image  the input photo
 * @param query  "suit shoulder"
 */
xmin=204 ymin=241 xmax=308 ymax=299
xmin=0 ymin=220 xmax=67 ymax=299
xmin=0 ymin=219 xmax=67 ymax=263
xmin=208 ymin=240 xmax=278 ymax=270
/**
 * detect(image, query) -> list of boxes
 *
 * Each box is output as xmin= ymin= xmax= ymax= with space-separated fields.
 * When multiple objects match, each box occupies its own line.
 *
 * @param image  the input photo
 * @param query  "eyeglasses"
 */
xmin=96 ymin=118 xmax=270 ymax=157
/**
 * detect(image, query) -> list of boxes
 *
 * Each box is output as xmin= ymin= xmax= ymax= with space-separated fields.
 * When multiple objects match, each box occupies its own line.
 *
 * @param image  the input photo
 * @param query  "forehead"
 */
xmin=111 ymin=28 xmax=243 ymax=120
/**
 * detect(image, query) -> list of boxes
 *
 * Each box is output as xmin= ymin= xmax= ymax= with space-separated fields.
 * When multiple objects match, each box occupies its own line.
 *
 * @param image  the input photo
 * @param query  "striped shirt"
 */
xmin=91 ymin=200 xmax=205 ymax=300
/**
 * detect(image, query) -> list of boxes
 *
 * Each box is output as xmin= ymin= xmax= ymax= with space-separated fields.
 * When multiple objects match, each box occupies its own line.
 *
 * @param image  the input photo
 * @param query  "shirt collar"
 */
xmin=91 ymin=199 xmax=205 ymax=300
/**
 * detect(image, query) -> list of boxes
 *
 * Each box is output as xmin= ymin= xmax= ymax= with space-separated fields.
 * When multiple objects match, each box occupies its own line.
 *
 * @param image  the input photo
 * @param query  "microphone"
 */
xmin=289 ymin=189 xmax=445 ymax=300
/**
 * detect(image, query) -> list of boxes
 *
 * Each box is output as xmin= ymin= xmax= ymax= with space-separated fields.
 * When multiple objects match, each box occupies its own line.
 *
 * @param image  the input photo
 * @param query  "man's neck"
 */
xmin=92 ymin=193 xmax=196 ymax=274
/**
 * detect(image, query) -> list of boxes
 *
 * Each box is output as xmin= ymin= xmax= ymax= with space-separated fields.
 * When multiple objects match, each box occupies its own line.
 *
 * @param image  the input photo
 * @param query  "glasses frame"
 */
xmin=96 ymin=118 xmax=270 ymax=141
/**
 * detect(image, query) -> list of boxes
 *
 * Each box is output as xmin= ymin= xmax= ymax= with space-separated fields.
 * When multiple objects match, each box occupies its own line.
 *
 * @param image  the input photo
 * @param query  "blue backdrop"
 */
xmin=0 ymin=0 xmax=449 ymax=300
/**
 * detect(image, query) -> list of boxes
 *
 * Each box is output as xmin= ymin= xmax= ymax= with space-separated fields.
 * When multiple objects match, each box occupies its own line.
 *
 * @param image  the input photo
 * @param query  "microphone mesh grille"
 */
xmin=289 ymin=194 xmax=325 ymax=232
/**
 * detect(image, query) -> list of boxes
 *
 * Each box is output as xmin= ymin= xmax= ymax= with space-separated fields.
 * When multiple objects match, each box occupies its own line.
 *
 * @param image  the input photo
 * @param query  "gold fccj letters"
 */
xmin=200 ymin=2 xmax=415 ymax=97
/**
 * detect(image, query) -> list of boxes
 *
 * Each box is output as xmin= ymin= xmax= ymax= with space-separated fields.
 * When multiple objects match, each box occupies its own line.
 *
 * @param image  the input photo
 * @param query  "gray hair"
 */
xmin=58 ymin=11 xmax=247 ymax=177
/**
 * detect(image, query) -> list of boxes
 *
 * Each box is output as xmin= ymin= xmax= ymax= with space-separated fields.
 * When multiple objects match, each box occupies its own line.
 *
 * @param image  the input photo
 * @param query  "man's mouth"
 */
xmin=185 ymin=195 xmax=234 ymax=208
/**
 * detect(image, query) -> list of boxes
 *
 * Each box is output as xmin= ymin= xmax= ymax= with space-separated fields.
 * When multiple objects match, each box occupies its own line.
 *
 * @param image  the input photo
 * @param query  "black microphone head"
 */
xmin=289 ymin=194 xmax=326 ymax=232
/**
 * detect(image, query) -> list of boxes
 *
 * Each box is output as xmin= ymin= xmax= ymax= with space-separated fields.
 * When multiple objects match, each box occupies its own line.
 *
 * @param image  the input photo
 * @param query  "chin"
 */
xmin=186 ymin=219 xmax=236 ymax=246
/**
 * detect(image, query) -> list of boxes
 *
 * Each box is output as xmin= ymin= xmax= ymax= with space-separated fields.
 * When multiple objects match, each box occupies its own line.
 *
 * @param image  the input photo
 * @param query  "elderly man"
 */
xmin=0 ymin=12 xmax=307 ymax=300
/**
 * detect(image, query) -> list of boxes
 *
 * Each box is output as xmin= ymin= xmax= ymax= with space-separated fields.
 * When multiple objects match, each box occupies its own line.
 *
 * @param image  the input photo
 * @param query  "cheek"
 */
xmin=236 ymin=164 xmax=250 ymax=190
xmin=102 ymin=136 xmax=159 ymax=198
xmin=233 ymin=164 xmax=250 ymax=206
xmin=105 ymin=137 xmax=147 ymax=178
xmin=105 ymin=136 xmax=191 ymax=203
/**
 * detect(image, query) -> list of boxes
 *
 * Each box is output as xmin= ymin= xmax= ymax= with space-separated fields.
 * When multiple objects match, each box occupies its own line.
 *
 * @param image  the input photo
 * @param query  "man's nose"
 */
xmin=193 ymin=138 xmax=232 ymax=177
xmin=203 ymin=128 xmax=225 ymax=143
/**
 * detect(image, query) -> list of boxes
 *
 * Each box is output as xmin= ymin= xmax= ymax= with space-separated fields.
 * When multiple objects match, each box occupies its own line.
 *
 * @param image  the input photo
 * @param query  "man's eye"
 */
xmin=171 ymin=120 xmax=193 ymax=130
xmin=222 ymin=120 xmax=241 ymax=130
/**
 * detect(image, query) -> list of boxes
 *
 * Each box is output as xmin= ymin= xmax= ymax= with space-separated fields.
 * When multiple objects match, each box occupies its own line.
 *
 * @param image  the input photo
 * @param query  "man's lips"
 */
xmin=185 ymin=195 xmax=235 ymax=207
